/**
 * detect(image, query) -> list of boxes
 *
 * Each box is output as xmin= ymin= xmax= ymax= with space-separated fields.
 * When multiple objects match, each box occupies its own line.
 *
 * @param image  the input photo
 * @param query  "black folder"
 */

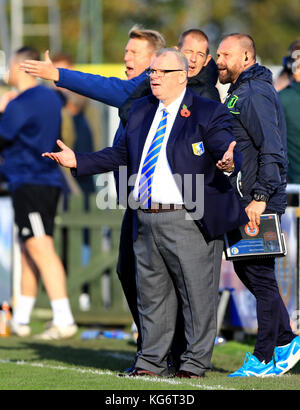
xmin=224 ymin=214 xmax=287 ymax=260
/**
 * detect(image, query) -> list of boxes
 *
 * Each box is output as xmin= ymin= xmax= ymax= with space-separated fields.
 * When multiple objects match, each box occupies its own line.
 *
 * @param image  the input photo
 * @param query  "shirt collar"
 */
xmin=158 ymin=88 xmax=187 ymax=116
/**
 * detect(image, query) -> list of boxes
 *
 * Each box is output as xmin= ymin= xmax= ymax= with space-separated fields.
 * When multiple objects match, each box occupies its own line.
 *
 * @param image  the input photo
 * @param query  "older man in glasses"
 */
xmin=20 ymin=27 xmax=166 ymax=361
xmin=42 ymin=48 xmax=247 ymax=378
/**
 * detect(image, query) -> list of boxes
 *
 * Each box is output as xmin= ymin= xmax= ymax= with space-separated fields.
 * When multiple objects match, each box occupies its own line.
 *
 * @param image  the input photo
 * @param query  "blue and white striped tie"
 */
xmin=138 ymin=108 xmax=169 ymax=208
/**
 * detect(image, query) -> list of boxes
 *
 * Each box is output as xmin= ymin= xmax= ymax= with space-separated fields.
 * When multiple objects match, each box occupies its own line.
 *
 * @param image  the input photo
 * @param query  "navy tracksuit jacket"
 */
xmin=224 ymin=63 xmax=288 ymax=214
xmin=224 ymin=63 xmax=295 ymax=363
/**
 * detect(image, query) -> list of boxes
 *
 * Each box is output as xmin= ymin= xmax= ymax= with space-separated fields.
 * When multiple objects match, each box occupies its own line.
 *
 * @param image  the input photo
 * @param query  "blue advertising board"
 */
xmin=0 ymin=197 xmax=13 ymax=304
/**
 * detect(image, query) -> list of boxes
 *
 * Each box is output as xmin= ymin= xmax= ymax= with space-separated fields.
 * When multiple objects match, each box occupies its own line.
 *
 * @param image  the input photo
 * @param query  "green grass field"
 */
xmin=0 ymin=319 xmax=299 ymax=391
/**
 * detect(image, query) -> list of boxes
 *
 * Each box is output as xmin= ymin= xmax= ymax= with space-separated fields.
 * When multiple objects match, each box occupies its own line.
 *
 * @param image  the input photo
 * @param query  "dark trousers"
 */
xmin=116 ymin=209 xmax=187 ymax=362
xmin=117 ymin=209 xmax=142 ymax=352
xmin=233 ymin=257 xmax=295 ymax=363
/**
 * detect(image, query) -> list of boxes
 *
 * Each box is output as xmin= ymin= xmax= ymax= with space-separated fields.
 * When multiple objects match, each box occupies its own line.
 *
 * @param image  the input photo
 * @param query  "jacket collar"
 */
xmin=228 ymin=63 xmax=273 ymax=93
xmin=188 ymin=58 xmax=219 ymax=87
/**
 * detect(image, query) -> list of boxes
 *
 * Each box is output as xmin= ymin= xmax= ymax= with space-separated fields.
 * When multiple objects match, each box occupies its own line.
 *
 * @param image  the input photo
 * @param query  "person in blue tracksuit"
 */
xmin=217 ymin=33 xmax=300 ymax=378
xmin=0 ymin=47 xmax=77 ymax=340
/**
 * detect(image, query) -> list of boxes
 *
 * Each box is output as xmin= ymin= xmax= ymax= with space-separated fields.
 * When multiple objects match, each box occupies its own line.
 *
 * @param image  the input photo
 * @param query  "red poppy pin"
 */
xmin=180 ymin=104 xmax=191 ymax=118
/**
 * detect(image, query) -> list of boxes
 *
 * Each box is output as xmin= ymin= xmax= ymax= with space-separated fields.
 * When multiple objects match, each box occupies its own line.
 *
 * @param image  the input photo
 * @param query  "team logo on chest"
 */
xmin=227 ymin=94 xmax=239 ymax=109
xmin=192 ymin=141 xmax=205 ymax=156
xmin=226 ymin=94 xmax=240 ymax=114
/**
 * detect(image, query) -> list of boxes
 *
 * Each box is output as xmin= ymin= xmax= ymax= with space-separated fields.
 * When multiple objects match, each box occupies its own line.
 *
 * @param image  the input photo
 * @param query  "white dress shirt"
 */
xmin=133 ymin=88 xmax=186 ymax=204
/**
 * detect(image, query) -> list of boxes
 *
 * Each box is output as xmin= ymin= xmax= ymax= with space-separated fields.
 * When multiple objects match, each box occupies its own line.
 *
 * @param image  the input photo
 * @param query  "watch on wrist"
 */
xmin=253 ymin=192 xmax=269 ymax=202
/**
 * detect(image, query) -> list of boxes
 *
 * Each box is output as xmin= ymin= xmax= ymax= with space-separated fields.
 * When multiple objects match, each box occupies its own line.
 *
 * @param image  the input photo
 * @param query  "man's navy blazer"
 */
xmin=74 ymin=88 xmax=248 ymax=241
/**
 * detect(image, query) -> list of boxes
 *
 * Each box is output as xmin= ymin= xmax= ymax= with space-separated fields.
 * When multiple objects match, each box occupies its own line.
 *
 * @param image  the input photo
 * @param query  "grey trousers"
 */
xmin=133 ymin=209 xmax=224 ymax=376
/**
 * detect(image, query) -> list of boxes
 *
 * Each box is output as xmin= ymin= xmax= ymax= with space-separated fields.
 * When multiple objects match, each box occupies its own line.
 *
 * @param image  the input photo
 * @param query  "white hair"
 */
xmin=156 ymin=48 xmax=189 ymax=73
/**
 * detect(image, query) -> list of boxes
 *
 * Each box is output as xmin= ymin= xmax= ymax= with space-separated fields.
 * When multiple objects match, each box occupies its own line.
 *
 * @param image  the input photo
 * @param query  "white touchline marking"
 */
xmin=0 ymin=359 xmax=114 ymax=376
xmin=0 ymin=359 xmax=235 ymax=390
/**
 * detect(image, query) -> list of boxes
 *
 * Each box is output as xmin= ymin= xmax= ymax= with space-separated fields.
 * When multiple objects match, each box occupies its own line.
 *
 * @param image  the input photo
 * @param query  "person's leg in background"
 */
xmin=12 ymin=235 xmax=77 ymax=339
xmin=117 ymin=209 xmax=142 ymax=354
xmin=11 ymin=247 xmax=38 ymax=336
xmin=11 ymin=185 xmax=77 ymax=340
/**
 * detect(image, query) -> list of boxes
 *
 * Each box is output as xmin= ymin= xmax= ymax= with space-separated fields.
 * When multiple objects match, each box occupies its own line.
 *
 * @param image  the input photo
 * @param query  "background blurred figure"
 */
xmin=0 ymin=81 xmax=12 ymax=195
xmin=278 ymin=39 xmax=300 ymax=205
xmin=0 ymin=46 xmax=77 ymax=340
xmin=119 ymin=28 xmax=220 ymax=125
xmin=177 ymin=28 xmax=220 ymax=101
xmin=273 ymin=40 xmax=300 ymax=92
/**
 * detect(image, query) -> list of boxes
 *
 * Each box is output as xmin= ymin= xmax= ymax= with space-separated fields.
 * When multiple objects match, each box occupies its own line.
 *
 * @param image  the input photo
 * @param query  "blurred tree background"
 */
xmin=1 ymin=0 xmax=300 ymax=65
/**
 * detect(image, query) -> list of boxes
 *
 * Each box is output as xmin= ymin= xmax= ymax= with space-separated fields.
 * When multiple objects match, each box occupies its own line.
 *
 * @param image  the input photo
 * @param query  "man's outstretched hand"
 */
xmin=42 ymin=140 xmax=77 ymax=168
xmin=19 ymin=50 xmax=60 ymax=82
xmin=216 ymin=141 xmax=236 ymax=173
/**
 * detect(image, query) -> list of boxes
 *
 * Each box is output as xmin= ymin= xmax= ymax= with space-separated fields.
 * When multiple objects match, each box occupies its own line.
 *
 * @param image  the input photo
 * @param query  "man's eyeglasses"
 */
xmin=146 ymin=68 xmax=184 ymax=78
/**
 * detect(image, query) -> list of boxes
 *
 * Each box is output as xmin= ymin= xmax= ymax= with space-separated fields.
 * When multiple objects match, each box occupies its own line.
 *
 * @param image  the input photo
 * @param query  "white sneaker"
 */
xmin=34 ymin=323 xmax=78 ymax=340
xmin=10 ymin=320 xmax=31 ymax=337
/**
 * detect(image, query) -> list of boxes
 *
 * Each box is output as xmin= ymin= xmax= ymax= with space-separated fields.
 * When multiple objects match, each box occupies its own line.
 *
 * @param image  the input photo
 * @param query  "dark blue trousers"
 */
xmin=233 ymin=257 xmax=295 ymax=363
xmin=117 ymin=209 xmax=142 ymax=352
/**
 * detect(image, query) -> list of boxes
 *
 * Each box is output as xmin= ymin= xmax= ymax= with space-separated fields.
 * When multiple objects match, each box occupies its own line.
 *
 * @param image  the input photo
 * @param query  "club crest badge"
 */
xmin=227 ymin=94 xmax=239 ymax=109
xmin=192 ymin=141 xmax=205 ymax=157
xmin=231 ymin=247 xmax=239 ymax=255
xmin=244 ymin=224 xmax=259 ymax=236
